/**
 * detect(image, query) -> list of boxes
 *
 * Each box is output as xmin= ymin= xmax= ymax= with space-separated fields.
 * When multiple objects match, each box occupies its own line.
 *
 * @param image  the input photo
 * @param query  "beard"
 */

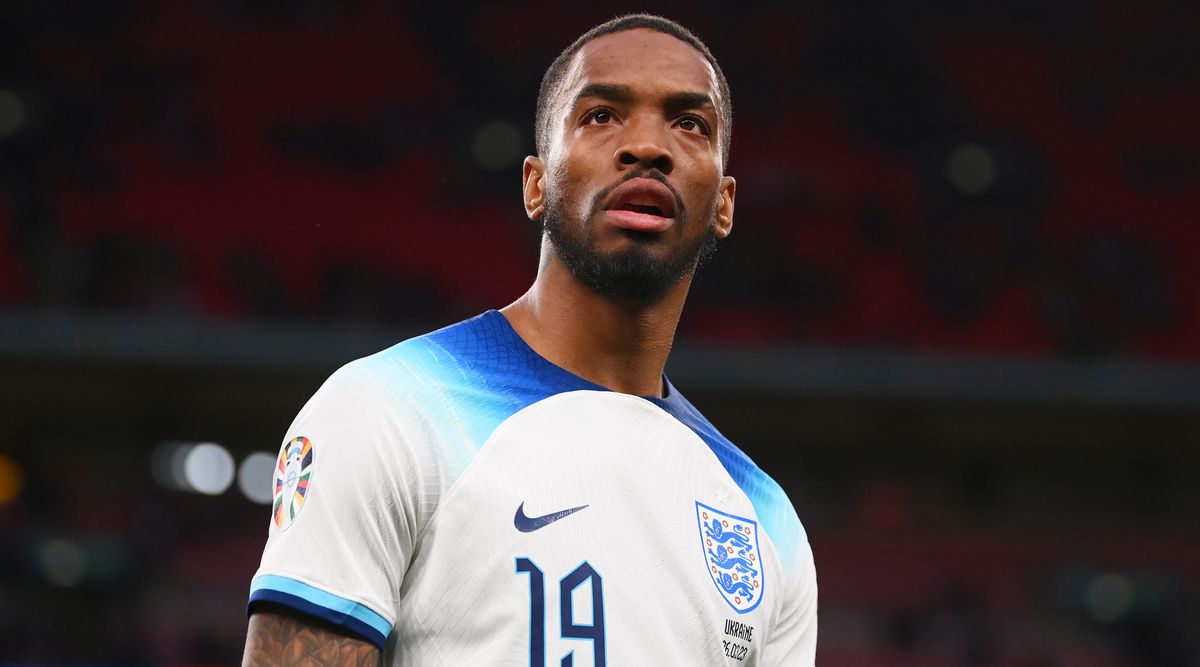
xmin=541 ymin=176 xmax=720 ymax=305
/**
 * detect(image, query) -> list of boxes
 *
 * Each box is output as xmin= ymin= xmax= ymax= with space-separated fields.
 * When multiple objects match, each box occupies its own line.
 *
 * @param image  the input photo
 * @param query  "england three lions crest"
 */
xmin=696 ymin=501 xmax=763 ymax=614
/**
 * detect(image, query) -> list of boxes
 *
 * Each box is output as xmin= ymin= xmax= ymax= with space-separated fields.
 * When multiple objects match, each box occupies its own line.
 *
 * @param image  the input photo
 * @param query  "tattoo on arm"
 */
xmin=243 ymin=611 xmax=381 ymax=667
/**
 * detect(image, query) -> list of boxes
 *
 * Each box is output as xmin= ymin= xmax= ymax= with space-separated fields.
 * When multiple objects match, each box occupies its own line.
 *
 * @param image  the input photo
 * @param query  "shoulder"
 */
xmin=657 ymin=385 xmax=808 ymax=572
xmin=309 ymin=310 xmax=590 ymax=455
xmin=314 ymin=310 xmax=518 ymax=410
xmin=714 ymin=438 xmax=807 ymax=574
xmin=326 ymin=311 xmax=502 ymax=388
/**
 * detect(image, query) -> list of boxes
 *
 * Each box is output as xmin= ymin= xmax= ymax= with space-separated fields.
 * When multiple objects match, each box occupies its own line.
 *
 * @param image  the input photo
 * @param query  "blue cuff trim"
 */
xmin=249 ymin=575 xmax=391 ymax=649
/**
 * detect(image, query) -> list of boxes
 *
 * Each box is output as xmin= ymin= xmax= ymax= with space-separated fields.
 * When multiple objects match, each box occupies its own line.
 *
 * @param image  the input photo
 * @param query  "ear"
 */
xmin=714 ymin=176 xmax=735 ymax=238
xmin=523 ymin=156 xmax=547 ymax=222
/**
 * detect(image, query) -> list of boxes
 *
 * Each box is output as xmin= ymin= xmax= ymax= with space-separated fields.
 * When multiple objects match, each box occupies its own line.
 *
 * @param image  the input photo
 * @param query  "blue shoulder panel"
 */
xmin=387 ymin=310 xmax=803 ymax=568
xmin=649 ymin=383 xmax=804 ymax=570
xmin=365 ymin=310 xmax=602 ymax=464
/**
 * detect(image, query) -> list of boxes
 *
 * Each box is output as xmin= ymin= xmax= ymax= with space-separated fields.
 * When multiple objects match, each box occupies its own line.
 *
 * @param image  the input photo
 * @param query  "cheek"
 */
xmin=550 ymin=156 xmax=601 ymax=217
xmin=680 ymin=170 xmax=723 ymax=218
xmin=545 ymin=170 xmax=571 ymax=215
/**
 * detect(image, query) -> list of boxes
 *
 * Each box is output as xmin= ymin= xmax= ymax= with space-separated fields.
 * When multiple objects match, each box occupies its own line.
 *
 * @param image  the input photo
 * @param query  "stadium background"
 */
xmin=1 ymin=1 xmax=1199 ymax=665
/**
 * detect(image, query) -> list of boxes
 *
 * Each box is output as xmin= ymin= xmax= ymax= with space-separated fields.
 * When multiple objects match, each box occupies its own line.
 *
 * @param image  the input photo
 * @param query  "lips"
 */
xmin=602 ymin=178 xmax=678 ymax=233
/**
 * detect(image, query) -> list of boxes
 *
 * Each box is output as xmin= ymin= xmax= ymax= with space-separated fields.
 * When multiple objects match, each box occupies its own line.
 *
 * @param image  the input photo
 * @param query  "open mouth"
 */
xmin=602 ymin=178 xmax=678 ymax=233
xmin=619 ymin=203 xmax=667 ymax=217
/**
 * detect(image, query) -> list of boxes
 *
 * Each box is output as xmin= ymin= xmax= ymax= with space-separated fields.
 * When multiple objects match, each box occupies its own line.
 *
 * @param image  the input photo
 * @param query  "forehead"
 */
xmin=557 ymin=28 xmax=722 ymax=107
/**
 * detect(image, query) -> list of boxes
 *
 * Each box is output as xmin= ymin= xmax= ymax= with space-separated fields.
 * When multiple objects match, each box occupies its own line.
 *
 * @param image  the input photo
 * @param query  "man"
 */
xmin=243 ymin=14 xmax=816 ymax=666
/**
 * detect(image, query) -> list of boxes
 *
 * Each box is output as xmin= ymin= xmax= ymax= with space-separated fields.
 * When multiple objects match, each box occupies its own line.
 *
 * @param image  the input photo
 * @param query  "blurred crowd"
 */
xmin=1 ymin=1 xmax=1199 ymax=666
xmin=1 ymin=1 xmax=1197 ymax=356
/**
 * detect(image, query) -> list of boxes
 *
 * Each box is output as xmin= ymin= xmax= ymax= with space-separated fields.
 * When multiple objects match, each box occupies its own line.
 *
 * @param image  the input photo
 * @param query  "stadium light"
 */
xmin=184 ymin=443 xmax=236 ymax=495
xmin=0 ymin=90 xmax=27 ymax=139
xmin=0 ymin=454 xmax=23 ymax=504
xmin=1084 ymin=573 xmax=1135 ymax=622
xmin=152 ymin=441 xmax=235 ymax=495
xmin=238 ymin=452 xmax=277 ymax=504
xmin=40 ymin=538 xmax=86 ymax=588
xmin=473 ymin=121 xmax=522 ymax=171
xmin=946 ymin=143 xmax=996 ymax=195
xmin=151 ymin=441 xmax=193 ymax=491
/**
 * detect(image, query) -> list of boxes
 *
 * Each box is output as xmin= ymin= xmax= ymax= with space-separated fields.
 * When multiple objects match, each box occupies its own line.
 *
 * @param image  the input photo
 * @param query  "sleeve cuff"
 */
xmin=248 ymin=574 xmax=392 ymax=650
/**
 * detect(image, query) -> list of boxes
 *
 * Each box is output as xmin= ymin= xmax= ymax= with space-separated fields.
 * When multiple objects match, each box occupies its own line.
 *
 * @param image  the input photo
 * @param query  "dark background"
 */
xmin=1 ymin=1 xmax=1198 ymax=665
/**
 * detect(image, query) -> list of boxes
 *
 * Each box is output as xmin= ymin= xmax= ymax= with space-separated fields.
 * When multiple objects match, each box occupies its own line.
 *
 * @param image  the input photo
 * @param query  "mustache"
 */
xmin=590 ymin=169 xmax=686 ymax=221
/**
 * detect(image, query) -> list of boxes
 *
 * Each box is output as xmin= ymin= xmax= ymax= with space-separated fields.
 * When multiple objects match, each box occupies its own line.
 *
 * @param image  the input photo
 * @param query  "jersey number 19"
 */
xmin=516 ymin=557 xmax=606 ymax=667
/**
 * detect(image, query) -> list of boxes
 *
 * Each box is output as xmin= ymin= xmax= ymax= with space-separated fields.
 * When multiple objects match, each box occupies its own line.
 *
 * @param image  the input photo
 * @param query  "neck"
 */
xmin=500 ymin=251 xmax=692 ymax=397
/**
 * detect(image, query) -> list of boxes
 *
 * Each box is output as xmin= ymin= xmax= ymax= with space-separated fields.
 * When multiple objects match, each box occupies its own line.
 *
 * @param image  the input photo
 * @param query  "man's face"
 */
xmin=526 ymin=28 xmax=735 ymax=304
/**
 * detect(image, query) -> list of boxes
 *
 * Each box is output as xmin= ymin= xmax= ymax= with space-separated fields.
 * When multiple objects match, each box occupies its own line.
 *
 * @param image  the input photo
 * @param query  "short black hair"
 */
xmin=534 ymin=14 xmax=733 ymax=169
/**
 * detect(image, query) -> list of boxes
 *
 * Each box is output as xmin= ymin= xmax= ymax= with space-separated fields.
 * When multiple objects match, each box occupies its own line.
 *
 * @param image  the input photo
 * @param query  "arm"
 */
xmin=765 ymin=544 xmax=818 ymax=666
xmin=759 ymin=487 xmax=818 ymax=666
xmin=243 ymin=610 xmax=381 ymax=667
xmin=247 ymin=362 xmax=420 ymax=660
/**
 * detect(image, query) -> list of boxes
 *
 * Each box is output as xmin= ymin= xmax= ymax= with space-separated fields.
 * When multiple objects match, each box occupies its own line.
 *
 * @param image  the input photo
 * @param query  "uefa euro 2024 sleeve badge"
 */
xmin=273 ymin=436 xmax=314 ymax=530
xmin=696 ymin=501 xmax=763 ymax=614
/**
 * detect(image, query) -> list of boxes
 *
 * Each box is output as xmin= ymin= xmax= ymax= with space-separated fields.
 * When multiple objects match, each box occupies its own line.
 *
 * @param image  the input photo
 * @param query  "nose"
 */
xmin=614 ymin=119 xmax=674 ymax=175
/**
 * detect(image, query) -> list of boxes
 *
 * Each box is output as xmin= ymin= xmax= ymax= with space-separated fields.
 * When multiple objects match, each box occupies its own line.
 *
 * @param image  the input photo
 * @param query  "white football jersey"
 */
xmin=249 ymin=311 xmax=817 ymax=666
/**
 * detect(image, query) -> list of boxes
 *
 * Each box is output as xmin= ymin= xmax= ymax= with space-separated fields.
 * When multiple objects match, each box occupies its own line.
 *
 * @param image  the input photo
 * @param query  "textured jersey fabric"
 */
xmin=249 ymin=310 xmax=817 ymax=666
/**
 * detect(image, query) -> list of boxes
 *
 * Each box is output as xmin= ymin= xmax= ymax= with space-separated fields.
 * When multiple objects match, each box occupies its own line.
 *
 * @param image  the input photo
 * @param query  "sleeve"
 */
xmin=762 ymin=509 xmax=818 ymax=666
xmin=247 ymin=360 xmax=423 ymax=650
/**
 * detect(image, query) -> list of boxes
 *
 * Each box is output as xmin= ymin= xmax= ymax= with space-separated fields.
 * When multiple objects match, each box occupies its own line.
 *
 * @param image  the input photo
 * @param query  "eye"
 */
xmin=584 ymin=108 xmax=615 ymax=125
xmin=676 ymin=115 xmax=710 ymax=135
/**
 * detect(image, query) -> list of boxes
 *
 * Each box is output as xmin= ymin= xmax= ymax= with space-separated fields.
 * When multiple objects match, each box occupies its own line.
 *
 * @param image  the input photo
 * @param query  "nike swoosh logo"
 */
xmin=514 ymin=501 xmax=590 ymax=533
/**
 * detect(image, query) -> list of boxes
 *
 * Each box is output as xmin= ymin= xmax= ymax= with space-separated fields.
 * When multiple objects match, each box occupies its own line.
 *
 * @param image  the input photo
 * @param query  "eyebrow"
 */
xmin=573 ymin=83 xmax=717 ymax=117
xmin=663 ymin=92 xmax=716 ymax=117
xmin=573 ymin=83 xmax=634 ymax=106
